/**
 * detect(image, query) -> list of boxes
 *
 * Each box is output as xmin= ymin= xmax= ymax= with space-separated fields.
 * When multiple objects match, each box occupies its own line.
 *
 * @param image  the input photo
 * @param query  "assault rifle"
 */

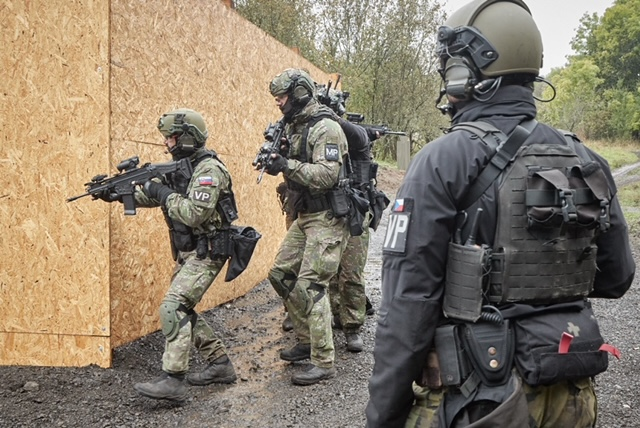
xmin=253 ymin=118 xmax=286 ymax=184
xmin=317 ymin=75 xmax=350 ymax=116
xmin=67 ymin=156 xmax=192 ymax=215
xmin=346 ymin=113 xmax=407 ymax=137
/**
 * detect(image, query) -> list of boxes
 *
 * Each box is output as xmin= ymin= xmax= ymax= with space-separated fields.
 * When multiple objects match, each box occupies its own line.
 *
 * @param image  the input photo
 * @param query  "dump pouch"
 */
xmin=444 ymin=242 xmax=492 ymax=322
xmin=369 ymin=187 xmax=390 ymax=231
xmin=327 ymin=187 xmax=351 ymax=218
xmin=225 ymin=225 xmax=262 ymax=281
xmin=347 ymin=188 xmax=371 ymax=236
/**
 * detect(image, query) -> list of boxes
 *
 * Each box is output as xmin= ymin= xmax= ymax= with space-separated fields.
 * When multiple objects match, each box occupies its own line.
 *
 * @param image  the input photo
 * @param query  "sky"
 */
xmin=441 ymin=0 xmax=616 ymax=75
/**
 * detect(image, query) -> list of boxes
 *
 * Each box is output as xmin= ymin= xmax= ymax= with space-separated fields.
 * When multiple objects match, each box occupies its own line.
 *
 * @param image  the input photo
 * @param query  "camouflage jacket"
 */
xmin=135 ymin=149 xmax=232 ymax=234
xmin=283 ymin=99 xmax=348 ymax=194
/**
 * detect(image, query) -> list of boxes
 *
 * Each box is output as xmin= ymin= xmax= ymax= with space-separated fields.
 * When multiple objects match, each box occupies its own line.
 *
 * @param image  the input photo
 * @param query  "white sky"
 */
xmin=441 ymin=0 xmax=616 ymax=75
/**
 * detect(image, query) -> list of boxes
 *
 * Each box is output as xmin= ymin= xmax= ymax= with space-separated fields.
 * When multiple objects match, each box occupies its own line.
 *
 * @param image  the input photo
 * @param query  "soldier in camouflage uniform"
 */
xmin=256 ymin=68 xmax=350 ymax=385
xmin=102 ymin=108 xmax=239 ymax=402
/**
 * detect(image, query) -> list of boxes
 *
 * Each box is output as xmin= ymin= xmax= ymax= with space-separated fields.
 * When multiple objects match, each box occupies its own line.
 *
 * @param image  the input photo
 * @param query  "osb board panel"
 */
xmin=0 ymin=332 xmax=111 ymax=368
xmin=0 ymin=0 xmax=111 ymax=350
xmin=109 ymin=0 xmax=332 ymax=346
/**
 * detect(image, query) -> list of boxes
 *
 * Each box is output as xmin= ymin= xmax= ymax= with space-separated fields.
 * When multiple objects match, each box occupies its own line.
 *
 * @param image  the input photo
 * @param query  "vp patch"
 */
xmin=192 ymin=190 xmax=213 ymax=203
xmin=198 ymin=176 xmax=218 ymax=186
xmin=383 ymin=198 xmax=413 ymax=254
xmin=325 ymin=144 xmax=339 ymax=161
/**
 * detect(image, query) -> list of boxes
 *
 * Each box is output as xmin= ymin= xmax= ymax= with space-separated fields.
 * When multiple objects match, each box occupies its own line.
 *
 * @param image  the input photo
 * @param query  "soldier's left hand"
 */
xmin=266 ymin=154 xmax=288 ymax=176
xmin=142 ymin=181 xmax=176 ymax=204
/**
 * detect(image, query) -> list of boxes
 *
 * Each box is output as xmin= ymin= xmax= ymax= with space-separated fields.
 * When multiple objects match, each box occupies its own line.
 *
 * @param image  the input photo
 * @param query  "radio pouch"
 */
xmin=444 ymin=242 xmax=491 ymax=322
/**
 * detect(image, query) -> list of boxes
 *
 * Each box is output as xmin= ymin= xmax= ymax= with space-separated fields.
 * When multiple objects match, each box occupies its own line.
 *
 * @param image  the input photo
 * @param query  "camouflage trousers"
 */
xmin=268 ymin=211 xmax=349 ymax=368
xmin=161 ymin=251 xmax=229 ymax=374
xmin=329 ymin=212 xmax=370 ymax=333
xmin=405 ymin=377 xmax=597 ymax=428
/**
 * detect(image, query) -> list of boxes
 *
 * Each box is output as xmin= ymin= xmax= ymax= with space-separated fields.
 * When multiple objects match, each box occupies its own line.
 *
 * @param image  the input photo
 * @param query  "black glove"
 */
xmin=265 ymin=154 xmax=288 ymax=176
xmin=143 ymin=181 xmax=176 ymax=205
xmin=278 ymin=137 xmax=290 ymax=157
xmin=95 ymin=189 xmax=122 ymax=203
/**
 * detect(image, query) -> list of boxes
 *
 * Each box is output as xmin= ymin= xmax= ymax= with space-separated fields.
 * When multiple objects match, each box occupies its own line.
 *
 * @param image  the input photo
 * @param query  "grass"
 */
xmin=585 ymin=139 xmax=640 ymax=235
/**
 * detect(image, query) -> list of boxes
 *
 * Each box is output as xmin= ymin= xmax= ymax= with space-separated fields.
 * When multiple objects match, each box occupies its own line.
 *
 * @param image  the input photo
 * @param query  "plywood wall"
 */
xmin=1 ymin=0 xmax=332 ymax=367
xmin=0 ymin=0 xmax=111 ymax=366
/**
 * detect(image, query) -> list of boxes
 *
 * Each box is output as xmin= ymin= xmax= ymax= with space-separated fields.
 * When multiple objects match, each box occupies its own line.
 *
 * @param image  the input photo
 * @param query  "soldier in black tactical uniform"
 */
xmin=366 ymin=1 xmax=635 ymax=427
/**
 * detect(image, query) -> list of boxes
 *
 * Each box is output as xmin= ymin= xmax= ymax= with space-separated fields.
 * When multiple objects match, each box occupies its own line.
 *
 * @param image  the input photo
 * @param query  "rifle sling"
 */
xmin=459 ymin=119 xmax=537 ymax=210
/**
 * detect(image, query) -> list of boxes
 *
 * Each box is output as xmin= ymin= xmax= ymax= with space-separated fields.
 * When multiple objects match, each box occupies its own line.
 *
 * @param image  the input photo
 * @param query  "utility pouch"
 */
xmin=462 ymin=321 xmax=514 ymax=386
xmin=171 ymin=220 xmax=196 ymax=253
xmin=513 ymin=302 xmax=609 ymax=386
xmin=218 ymin=196 xmax=239 ymax=224
xmin=435 ymin=324 xmax=471 ymax=387
xmin=444 ymin=242 xmax=491 ymax=322
xmin=209 ymin=229 xmax=232 ymax=259
xmin=196 ymin=235 xmax=209 ymax=260
xmin=327 ymin=187 xmax=351 ymax=218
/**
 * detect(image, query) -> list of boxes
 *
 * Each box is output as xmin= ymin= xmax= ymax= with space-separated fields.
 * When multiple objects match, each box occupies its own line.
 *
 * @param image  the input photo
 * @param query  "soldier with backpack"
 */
xmin=365 ymin=1 xmax=635 ymax=427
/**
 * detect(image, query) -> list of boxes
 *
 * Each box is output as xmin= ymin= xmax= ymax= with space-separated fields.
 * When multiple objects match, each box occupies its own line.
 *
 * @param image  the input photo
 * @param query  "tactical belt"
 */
xmin=300 ymin=192 xmax=331 ymax=213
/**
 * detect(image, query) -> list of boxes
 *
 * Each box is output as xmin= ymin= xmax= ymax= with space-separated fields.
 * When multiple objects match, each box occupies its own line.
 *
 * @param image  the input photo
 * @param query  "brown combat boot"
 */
xmin=291 ymin=365 xmax=336 ymax=386
xmin=133 ymin=372 xmax=188 ymax=402
xmin=187 ymin=355 xmax=237 ymax=386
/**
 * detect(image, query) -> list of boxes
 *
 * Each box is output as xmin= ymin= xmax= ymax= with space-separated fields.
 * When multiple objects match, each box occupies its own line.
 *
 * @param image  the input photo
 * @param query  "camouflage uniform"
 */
xmin=267 ymin=98 xmax=350 ymax=371
xmin=135 ymin=149 xmax=233 ymax=374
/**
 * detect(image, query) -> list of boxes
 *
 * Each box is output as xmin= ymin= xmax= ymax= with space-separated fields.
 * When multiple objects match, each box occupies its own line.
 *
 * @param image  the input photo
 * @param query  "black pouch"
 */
xmin=218 ymin=195 xmax=239 ymax=223
xmin=513 ymin=301 xmax=609 ymax=386
xmin=369 ymin=188 xmax=390 ymax=231
xmin=327 ymin=187 xmax=351 ymax=218
xmin=171 ymin=220 xmax=196 ymax=252
xmin=435 ymin=324 xmax=471 ymax=386
xmin=348 ymin=188 xmax=370 ymax=236
xmin=444 ymin=242 xmax=491 ymax=322
xmin=462 ymin=321 xmax=514 ymax=386
xmin=224 ymin=226 xmax=262 ymax=282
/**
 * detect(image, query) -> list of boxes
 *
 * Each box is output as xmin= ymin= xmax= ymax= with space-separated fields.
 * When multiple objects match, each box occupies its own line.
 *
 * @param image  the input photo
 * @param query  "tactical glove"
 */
xmin=143 ymin=181 xmax=176 ymax=205
xmin=266 ymin=154 xmax=288 ymax=176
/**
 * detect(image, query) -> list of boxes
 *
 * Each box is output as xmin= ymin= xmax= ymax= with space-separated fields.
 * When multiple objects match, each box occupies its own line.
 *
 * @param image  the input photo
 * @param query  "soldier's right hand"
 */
xmin=279 ymin=137 xmax=290 ymax=157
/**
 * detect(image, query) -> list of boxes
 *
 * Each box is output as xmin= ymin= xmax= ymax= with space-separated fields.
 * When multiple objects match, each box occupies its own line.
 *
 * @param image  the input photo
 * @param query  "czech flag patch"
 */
xmin=392 ymin=198 xmax=405 ymax=212
xmin=198 ymin=176 xmax=217 ymax=186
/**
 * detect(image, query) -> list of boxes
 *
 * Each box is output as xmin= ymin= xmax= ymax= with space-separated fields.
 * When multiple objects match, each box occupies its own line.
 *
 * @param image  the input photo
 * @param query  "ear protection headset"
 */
xmin=288 ymin=70 xmax=312 ymax=105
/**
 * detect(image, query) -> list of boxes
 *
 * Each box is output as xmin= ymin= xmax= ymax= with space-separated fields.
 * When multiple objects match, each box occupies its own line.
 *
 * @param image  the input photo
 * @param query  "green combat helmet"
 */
xmin=157 ymin=108 xmax=209 ymax=157
xmin=435 ymin=0 xmax=543 ymax=108
xmin=269 ymin=68 xmax=315 ymax=104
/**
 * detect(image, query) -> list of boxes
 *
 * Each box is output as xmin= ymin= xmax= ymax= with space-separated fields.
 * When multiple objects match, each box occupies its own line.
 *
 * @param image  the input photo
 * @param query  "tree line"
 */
xmin=234 ymin=0 xmax=640 ymax=162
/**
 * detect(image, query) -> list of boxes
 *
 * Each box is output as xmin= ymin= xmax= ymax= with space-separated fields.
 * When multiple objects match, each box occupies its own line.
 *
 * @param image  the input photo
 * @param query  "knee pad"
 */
xmin=268 ymin=269 xmax=296 ymax=300
xmin=288 ymin=279 xmax=320 ymax=316
xmin=159 ymin=300 xmax=183 ymax=342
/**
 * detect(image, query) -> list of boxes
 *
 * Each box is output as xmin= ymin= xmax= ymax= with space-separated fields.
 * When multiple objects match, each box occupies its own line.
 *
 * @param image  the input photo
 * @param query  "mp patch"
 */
xmin=192 ymin=190 xmax=213 ymax=203
xmin=325 ymin=144 xmax=339 ymax=161
xmin=383 ymin=198 xmax=413 ymax=254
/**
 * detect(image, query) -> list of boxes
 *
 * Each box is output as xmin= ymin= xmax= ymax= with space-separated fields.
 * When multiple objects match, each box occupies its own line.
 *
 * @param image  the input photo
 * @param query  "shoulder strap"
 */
xmin=459 ymin=119 xmax=538 ymax=210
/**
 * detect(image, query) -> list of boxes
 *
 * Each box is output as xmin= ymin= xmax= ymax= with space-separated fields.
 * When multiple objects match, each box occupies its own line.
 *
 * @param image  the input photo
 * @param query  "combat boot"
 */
xmin=346 ymin=332 xmax=363 ymax=353
xmin=282 ymin=313 xmax=294 ymax=332
xmin=365 ymin=296 xmax=375 ymax=316
xmin=133 ymin=372 xmax=187 ymax=402
xmin=291 ymin=365 xmax=336 ymax=386
xmin=279 ymin=343 xmax=311 ymax=361
xmin=187 ymin=355 xmax=237 ymax=386
xmin=332 ymin=315 xmax=343 ymax=330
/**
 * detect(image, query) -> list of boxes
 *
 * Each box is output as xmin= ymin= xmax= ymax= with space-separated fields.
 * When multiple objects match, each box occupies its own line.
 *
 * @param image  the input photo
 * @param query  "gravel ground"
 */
xmin=1 ymin=165 xmax=639 ymax=428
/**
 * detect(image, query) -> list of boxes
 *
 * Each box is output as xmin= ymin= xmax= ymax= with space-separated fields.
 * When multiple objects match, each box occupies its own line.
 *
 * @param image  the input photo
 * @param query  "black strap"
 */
xmin=459 ymin=119 xmax=538 ymax=210
xmin=300 ymin=111 xmax=335 ymax=162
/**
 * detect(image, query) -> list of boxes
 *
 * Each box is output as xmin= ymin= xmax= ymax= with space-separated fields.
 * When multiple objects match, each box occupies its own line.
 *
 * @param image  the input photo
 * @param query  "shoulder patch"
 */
xmin=192 ymin=189 xmax=213 ymax=203
xmin=383 ymin=198 xmax=413 ymax=254
xmin=325 ymin=144 xmax=340 ymax=161
xmin=198 ymin=176 xmax=218 ymax=186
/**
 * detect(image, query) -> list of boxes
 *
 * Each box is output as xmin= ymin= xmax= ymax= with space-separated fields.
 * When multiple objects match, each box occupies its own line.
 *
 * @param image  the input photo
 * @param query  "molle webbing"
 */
xmin=350 ymin=159 xmax=373 ymax=186
xmin=488 ymin=144 xmax=599 ymax=304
